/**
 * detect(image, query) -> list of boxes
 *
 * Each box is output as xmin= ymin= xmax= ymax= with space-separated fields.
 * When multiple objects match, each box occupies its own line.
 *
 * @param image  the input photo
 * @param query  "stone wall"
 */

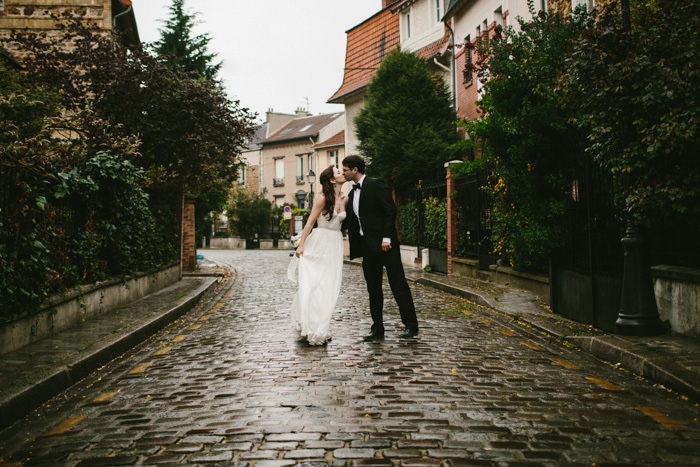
xmin=0 ymin=0 xmax=114 ymax=60
xmin=653 ymin=266 xmax=700 ymax=338
xmin=0 ymin=263 xmax=181 ymax=355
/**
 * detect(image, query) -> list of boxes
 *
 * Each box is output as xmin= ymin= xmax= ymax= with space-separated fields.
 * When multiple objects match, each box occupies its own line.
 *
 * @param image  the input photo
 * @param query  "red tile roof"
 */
xmin=414 ymin=34 xmax=450 ymax=60
xmin=327 ymin=8 xmax=400 ymax=104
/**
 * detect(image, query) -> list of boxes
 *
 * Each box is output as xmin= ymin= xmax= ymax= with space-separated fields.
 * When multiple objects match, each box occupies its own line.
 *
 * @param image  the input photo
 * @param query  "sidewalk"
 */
xmin=1 ymin=255 xmax=699 ymax=432
xmin=401 ymin=266 xmax=700 ymax=403
xmin=0 ymin=261 xmax=228 ymax=429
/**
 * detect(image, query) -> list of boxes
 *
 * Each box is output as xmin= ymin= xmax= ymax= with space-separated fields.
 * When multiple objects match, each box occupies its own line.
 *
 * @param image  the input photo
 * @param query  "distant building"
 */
xmin=239 ymin=110 xmax=300 ymax=196
xmin=259 ymin=111 xmax=345 ymax=209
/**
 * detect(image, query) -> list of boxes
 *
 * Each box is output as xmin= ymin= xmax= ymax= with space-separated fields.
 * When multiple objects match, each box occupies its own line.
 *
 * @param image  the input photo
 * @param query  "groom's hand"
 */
xmin=381 ymin=241 xmax=391 ymax=252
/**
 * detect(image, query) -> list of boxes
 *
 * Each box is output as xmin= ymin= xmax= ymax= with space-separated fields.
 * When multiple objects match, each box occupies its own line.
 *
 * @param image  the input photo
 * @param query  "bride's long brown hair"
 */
xmin=318 ymin=165 xmax=337 ymax=221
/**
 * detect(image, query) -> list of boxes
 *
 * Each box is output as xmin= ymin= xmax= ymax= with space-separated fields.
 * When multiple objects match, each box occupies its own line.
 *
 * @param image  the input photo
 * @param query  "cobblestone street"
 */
xmin=1 ymin=249 xmax=699 ymax=466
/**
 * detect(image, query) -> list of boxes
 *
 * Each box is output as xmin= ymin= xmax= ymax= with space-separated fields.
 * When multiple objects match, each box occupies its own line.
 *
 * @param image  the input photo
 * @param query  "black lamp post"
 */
xmin=615 ymin=208 xmax=665 ymax=335
xmin=307 ymin=169 xmax=316 ymax=211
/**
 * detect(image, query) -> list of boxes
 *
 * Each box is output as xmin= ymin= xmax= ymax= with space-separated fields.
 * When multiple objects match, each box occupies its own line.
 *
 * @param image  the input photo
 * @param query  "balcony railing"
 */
xmin=273 ymin=178 xmax=284 ymax=187
xmin=296 ymin=176 xmax=305 ymax=184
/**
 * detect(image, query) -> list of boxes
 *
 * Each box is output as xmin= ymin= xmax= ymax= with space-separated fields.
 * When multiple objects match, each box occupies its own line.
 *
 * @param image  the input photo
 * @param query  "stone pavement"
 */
xmin=0 ymin=249 xmax=698 ymax=466
xmin=401 ymin=269 xmax=700 ymax=404
xmin=0 ymin=264 xmax=227 ymax=429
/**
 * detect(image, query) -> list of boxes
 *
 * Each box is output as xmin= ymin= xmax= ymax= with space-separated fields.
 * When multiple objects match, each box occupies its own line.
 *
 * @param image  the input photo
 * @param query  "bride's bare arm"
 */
xmin=296 ymin=193 xmax=326 ymax=257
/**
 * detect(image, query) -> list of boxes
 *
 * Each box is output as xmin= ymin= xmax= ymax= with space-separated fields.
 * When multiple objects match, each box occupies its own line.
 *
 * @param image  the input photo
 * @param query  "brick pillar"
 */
xmin=445 ymin=161 xmax=462 ymax=276
xmin=182 ymin=194 xmax=197 ymax=271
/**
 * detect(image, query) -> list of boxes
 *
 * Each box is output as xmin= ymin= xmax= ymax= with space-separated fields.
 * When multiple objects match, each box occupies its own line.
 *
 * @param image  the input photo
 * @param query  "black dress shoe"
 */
xmin=363 ymin=330 xmax=385 ymax=341
xmin=399 ymin=328 xmax=419 ymax=338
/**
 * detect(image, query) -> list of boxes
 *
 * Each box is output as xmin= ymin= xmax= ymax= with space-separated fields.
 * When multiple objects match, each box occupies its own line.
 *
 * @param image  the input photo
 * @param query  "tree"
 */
xmin=8 ymin=14 xmax=255 ymax=193
xmin=154 ymin=0 xmax=222 ymax=81
xmin=225 ymin=187 xmax=273 ymax=239
xmin=566 ymin=0 xmax=700 ymax=225
xmin=464 ymin=5 xmax=589 ymax=272
xmin=354 ymin=49 xmax=460 ymax=198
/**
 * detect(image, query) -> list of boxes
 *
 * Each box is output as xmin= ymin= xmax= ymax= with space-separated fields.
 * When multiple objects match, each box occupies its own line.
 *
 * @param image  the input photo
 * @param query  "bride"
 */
xmin=288 ymin=165 xmax=348 ymax=345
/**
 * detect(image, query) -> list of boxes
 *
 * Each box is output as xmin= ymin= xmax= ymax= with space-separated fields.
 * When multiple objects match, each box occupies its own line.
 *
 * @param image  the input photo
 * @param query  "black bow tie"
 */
xmin=353 ymin=184 xmax=361 ymax=190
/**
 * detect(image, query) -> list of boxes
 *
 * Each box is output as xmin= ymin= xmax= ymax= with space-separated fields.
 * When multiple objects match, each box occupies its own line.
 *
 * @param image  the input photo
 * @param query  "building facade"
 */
xmin=259 ymin=112 xmax=345 ymax=208
xmin=0 ymin=0 xmax=139 ymax=55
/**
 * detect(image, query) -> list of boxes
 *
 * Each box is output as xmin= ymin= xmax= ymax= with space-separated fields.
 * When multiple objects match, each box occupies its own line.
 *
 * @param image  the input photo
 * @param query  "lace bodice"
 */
xmin=316 ymin=210 xmax=346 ymax=231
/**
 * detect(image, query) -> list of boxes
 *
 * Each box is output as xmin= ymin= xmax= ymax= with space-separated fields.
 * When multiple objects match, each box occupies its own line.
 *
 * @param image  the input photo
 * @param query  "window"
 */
xmin=274 ymin=196 xmax=285 ymax=207
xmin=463 ymin=35 xmax=474 ymax=84
xmin=274 ymin=158 xmax=284 ymax=187
xmin=573 ymin=0 xmax=594 ymax=12
xmin=296 ymin=155 xmax=305 ymax=184
xmin=494 ymin=7 xmax=503 ymax=29
xmin=435 ymin=0 xmax=442 ymax=23
xmin=328 ymin=150 xmax=338 ymax=168
xmin=307 ymin=153 xmax=314 ymax=176
xmin=403 ymin=9 xmax=411 ymax=39
xmin=539 ymin=0 xmax=546 ymax=12
xmin=238 ymin=165 xmax=246 ymax=186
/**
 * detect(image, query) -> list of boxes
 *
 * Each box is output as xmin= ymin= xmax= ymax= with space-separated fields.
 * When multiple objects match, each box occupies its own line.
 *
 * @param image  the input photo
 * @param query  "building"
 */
xmin=259 ymin=112 xmax=345 ymax=209
xmin=0 ymin=0 xmax=139 ymax=56
xmin=328 ymin=1 xmax=399 ymax=156
xmin=238 ymin=110 xmax=300 ymax=196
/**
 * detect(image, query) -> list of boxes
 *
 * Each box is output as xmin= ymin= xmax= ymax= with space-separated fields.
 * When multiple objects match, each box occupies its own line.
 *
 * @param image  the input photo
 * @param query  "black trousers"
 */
xmin=361 ymin=245 xmax=418 ymax=333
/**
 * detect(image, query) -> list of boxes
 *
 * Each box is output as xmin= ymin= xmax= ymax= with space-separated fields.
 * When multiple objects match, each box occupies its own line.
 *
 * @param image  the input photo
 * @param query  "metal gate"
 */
xmin=454 ymin=170 xmax=499 ymax=270
xmin=416 ymin=179 xmax=448 ymax=274
xmin=550 ymin=156 xmax=625 ymax=332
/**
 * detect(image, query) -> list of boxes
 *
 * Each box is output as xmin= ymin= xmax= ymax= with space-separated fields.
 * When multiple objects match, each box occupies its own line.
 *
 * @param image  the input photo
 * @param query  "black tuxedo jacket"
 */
xmin=344 ymin=176 xmax=399 ymax=260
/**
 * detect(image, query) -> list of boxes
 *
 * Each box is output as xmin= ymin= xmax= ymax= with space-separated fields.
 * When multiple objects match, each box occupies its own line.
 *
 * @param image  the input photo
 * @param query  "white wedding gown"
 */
xmin=288 ymin=210 xmax=346 ymax=345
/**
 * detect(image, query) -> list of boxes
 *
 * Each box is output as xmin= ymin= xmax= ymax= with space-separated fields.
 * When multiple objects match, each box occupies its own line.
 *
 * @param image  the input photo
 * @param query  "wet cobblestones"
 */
xmin=1 ymin=249 xmax=699 ymax=466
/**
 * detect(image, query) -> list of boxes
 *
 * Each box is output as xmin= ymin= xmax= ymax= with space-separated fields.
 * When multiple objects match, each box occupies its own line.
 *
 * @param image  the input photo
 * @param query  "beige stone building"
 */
xmin=259 ymin=111 xmax=345 ymax=209
xmin=0 ymin=0 xmax=139 ymax=57
xmin=238 ymin=110 xmax=303 ymax=196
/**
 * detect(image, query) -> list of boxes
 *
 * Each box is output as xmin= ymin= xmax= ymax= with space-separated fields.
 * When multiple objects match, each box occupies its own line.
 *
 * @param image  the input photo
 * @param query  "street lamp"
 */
xmin=307 ymin=169 xmax=316 ymax=210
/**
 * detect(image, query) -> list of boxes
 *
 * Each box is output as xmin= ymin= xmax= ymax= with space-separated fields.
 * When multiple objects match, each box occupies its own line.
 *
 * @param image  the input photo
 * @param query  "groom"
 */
xmin=342 ymin=154 xmax=419 ymax=341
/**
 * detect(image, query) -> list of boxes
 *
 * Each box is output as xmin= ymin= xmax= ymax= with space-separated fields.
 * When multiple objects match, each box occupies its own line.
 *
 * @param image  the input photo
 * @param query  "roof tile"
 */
xmin=328 ymin=8 xmax=400 ymax=103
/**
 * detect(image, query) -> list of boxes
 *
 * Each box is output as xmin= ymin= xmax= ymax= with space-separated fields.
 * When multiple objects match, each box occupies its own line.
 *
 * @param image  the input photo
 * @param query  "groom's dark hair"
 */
xmin=342 ymin=154 xmax=365 ymax=174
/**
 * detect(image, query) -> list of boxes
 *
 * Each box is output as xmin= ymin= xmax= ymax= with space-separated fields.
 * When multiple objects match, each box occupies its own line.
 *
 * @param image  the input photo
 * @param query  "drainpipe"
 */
xmin=112 ymin=4 xmax=133 ymax=50
xmin=433 ymin=57 xmax=450 ymax=73
xmin=444 ymin=21 xmax=457 ymax=111
xmin=309 ymin=137 xmax=316 ymax=172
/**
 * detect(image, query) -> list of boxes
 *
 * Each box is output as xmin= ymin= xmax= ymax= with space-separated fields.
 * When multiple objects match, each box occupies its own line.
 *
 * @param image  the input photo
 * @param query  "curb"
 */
xmin=412 ymin=274 xmax=700 ymax=402
xmin=0 ymin=277 xmax=220 ymax=429
xmin=567 ymin=335 xmax=700 ymax=402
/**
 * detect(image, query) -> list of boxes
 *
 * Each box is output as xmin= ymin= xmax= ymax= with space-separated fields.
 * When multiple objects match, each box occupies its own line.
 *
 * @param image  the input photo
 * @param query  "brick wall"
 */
xmin=455 ymin=46 xmax=482 ymax=121
xmin=182 ymin=194 xmax=197 ymax=271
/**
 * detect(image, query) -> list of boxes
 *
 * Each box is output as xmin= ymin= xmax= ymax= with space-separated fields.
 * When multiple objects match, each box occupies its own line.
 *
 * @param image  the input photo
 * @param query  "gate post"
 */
xmin=182 ymin=194 xmax=197 ymax=271
xmin=445 ymin=161 xmax=462 ymax=276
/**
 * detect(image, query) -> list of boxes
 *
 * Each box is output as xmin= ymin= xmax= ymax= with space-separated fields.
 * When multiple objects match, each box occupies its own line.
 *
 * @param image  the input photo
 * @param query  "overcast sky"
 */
xmin=132 ymin=0 xmax=380 ymax=122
